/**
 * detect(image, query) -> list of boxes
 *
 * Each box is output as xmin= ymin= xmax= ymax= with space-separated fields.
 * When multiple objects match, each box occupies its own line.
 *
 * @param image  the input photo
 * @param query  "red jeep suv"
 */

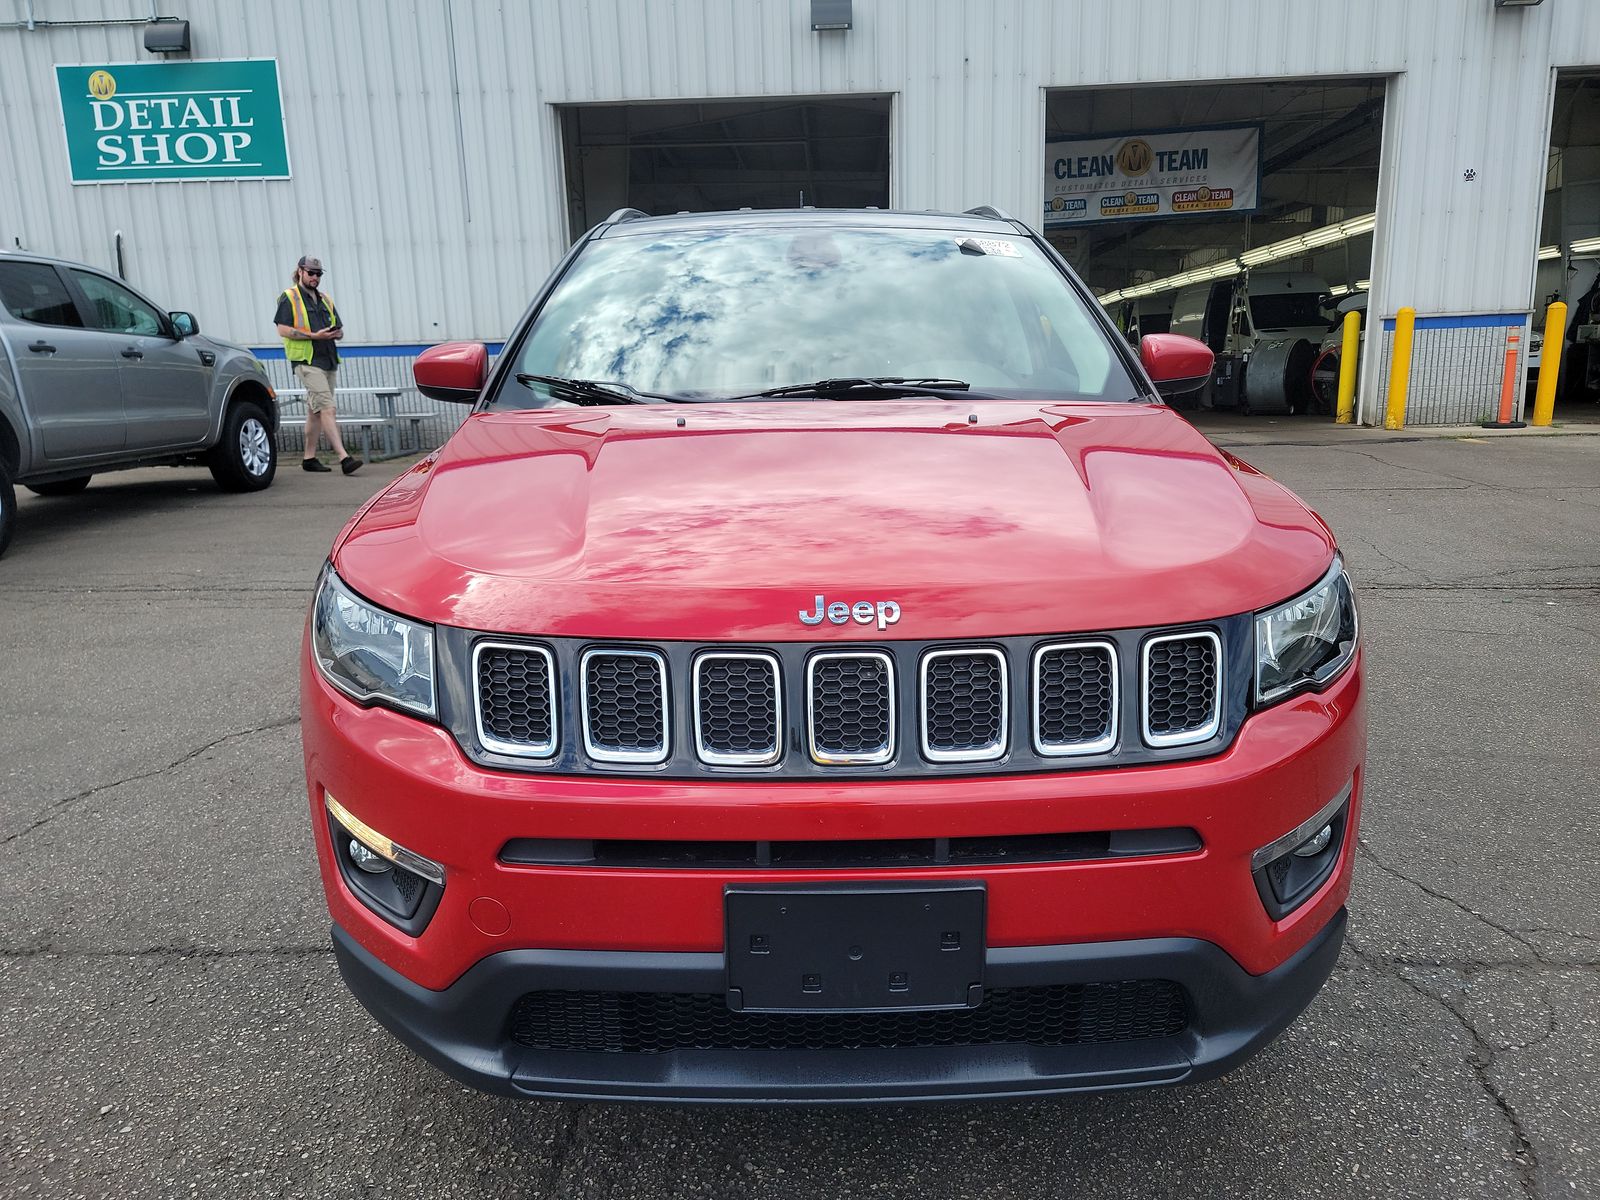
xmin=302 ymin=207 xmax=1364 ymax=1102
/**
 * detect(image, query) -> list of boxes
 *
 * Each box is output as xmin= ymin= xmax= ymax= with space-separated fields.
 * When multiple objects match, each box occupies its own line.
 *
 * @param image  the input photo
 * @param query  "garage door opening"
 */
xmin=1538 ymin=70 xmax=1600 ymax=416
xmin=560 ymin=96 xmax=891 ymax=238
xmin=1045 ymin=79 xmax=1386 ymax=420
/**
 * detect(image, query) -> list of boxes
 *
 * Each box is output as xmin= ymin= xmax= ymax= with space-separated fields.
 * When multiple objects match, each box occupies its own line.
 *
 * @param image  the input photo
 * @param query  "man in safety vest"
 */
xmin=274 ymin=255 xmax=361 ymax=474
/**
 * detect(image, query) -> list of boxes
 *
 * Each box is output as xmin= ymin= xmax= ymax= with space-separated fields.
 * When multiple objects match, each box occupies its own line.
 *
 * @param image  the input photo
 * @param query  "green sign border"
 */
xmin=55 ymin=57 xmax=292 ymax=185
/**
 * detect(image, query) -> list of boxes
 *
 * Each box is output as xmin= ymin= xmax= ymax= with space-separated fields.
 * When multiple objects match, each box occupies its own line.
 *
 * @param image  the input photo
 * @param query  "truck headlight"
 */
xmin=312 ymin=566 xmax=436 ymax=717
xmin=1255 ymin=557 xmax=1358 ymax=705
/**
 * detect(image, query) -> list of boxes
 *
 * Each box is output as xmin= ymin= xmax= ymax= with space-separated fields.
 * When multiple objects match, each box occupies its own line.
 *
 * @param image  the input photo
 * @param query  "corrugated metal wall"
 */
xmin=4 ymin=0 xmax=1600 ymax=422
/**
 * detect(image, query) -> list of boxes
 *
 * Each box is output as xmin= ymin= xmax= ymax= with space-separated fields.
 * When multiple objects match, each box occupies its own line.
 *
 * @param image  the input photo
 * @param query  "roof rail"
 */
xmin=604 ymin=208 xmax=650 ymax=224
xmin=963 ymin=205 xmax=1015 ymax=222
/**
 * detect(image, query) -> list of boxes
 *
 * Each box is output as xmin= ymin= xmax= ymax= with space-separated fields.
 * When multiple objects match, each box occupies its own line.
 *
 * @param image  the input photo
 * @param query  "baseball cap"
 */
xmin=297 ymin=255 xmax=324 ymax=271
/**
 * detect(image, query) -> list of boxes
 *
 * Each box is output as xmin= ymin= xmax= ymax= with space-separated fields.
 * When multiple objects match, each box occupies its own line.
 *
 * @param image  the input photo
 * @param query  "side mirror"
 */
xmin=169 ymin=311 xmax=199 ymax=338
xmin=1139 ymin=333 xmax=1214 ymax=398
xmin=414 ymin=341 xmax=488 ymax=404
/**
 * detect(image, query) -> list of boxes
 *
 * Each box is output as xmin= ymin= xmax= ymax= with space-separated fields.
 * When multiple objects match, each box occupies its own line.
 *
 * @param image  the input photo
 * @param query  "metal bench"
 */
xmin=275 ymin=386 xmax=428 ymax=460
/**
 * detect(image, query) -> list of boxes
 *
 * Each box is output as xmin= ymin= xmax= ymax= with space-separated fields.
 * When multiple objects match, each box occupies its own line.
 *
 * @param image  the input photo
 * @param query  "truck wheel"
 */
xmin=26 ymin=475 xmax=92 ymax=497
xmin=208 ymin=400 xmax=277 ymax=492
xmin=0 ymin=459 xmax=15 ymax=560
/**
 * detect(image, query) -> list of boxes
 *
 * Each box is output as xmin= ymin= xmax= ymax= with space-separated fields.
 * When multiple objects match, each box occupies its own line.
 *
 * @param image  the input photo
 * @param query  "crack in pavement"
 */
xmin=0 ymin=944 xmax=332 ymax=960
xmin=1347 ymin=839 xmax=1600 ymax=1194
xmin=0 ymin=583 xmax=313 ymax=597
xmin=541 ymin=1099 xmax=592 ymax=1194
xmin=1360 ymin=582 xmax=1600 ymax=593
xmin=0 ymin=715 xmax=302 ymax=849
xmin=1343 ymin=939 xmax=1542 ymax=1198
xmin=1356 ymin=840 xmax=1547 ymax=961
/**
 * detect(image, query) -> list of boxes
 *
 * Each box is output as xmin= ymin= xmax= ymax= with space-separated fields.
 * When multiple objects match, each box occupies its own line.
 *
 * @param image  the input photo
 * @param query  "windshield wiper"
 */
xmin=514 ymin=374 xmax=688 ymax=405
xmin=732 ymin=376 xmax=975 ymax=401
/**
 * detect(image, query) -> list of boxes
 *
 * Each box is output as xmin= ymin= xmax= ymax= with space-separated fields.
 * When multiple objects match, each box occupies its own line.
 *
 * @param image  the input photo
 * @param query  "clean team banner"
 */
xmin=1045 ymin=125 xmax=1261 ymax=227
xmin=55 ymin=59 xmax=290 ymax=183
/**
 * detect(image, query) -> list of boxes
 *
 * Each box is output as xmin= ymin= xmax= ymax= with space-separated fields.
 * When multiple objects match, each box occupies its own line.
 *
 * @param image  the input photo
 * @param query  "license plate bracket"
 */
xmin=725 ymin=881 xmax=985 ymax=1013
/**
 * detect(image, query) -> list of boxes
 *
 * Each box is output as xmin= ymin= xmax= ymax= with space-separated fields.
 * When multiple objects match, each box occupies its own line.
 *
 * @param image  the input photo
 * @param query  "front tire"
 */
xmin=0 ymin=459 xmax=15 ymax=560
xmin=208 ymin=400 xmax=277 ymax=492
xmin=26 ymin=475 xmax=92 ymax=497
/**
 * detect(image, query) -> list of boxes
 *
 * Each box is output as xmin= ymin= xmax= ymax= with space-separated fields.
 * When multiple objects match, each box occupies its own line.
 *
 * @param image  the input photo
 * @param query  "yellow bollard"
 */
xmin=1336 ymin=310 xmax=1361 ymax=424
xmin=1531 ymin=301 xmax=1567 ymax=427
xmin=1384 ymin=306 xmax=1416 ymax=430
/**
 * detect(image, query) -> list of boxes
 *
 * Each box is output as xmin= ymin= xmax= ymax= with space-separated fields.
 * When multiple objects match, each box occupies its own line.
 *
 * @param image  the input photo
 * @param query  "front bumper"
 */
xmin=332 ymin=907 xmax=1347 ymax=1103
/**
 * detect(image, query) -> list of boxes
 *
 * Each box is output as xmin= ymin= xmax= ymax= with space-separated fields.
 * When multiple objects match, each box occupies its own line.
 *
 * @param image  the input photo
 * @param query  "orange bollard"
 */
xmin=1482 ymin=329 xmax=1527 ymax=429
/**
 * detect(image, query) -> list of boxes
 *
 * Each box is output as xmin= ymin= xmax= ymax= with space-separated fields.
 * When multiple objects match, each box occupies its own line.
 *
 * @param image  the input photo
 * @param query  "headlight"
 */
xmin=1255 ymin=557 xmax=1358 ymax=705
xmin=312 ymin=567 xmax=436 ymax=716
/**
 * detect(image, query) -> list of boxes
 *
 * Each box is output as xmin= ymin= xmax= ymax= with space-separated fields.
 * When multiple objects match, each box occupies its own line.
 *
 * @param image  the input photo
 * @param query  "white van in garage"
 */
xmin=1169 ymin=270 xmax=1332 ymax=412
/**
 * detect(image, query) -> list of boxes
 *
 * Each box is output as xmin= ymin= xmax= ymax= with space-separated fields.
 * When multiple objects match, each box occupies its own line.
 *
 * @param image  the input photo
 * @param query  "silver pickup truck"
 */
xmin=0 ymin=251 xmax=278 ymax=558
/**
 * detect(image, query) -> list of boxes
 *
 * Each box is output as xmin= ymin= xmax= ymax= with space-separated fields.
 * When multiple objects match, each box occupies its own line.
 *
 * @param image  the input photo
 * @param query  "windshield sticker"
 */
xmin=957 ymin=237 xmax=1022 ymax=258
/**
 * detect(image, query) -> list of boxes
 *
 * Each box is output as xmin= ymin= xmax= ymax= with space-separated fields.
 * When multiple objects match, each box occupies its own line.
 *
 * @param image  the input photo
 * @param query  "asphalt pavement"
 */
xmin=2 ymin=424 xmax=1597 ymax=1200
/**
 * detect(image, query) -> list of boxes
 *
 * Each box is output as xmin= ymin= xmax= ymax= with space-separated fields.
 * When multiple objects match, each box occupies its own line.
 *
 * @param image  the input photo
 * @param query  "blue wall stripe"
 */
xmin=1379 ymin=313 xmax=1525 ymax=332
xmin=251 ymin=342 xmax=505 ymax=360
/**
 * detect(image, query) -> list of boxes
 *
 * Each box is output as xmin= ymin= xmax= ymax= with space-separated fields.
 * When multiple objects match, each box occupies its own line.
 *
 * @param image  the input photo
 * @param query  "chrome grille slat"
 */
xmin=920 ymin=648 xmax=1007 ymax=762
xmin=694 ymin=652 xmax=782 ymax=766
xmin=470 ymin=625 xmax=1231 ymax=773
xmin=807 ymin=651 xmax=895 ymax=765
xmin=1033 ymin=641 xmax=1118 ymax=756
xmin=473 ymin=642 xmax=558 ymax=758
xmin=581 ymin=648 xmax=670 ymax=764
xmin=1141 ymin=632 xmax=1222 ymax=748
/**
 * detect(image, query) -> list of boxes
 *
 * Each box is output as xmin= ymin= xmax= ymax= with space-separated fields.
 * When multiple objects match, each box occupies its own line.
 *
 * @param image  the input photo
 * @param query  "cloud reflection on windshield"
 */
xmin=511 ymin=227 xmax=1122 ymax=401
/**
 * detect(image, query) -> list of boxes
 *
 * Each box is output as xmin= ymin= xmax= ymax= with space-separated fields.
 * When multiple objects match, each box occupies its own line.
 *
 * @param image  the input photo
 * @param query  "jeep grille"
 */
xmin=474 ymin=643 xmax=557 ymax=758
xmin=807 ymin=652 xmax=895 ymax=765
xmin=581 ymin=649 xmax=669 ymax=763
xmin=694 ymin=653 xmax=782 ymax=765
xmin=920 ymin=648 xmax=1007 ymax=761
xmin=467 ymin=625 xmax=1229 ymax=776
xmin=1142 ymin=632 xmax=1222 ymax=747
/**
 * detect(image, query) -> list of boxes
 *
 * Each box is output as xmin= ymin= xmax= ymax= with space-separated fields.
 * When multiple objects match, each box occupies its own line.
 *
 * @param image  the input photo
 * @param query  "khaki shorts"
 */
xmin=294 ymin=363 xmax=337 ymax=413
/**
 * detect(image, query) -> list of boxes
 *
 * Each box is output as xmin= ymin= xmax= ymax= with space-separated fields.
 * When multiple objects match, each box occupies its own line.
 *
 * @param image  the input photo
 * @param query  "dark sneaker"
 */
xmin=341 ymin=456 xmax=363 ymax=475
xmin=302 ymin=458 xmax=332 ymax=473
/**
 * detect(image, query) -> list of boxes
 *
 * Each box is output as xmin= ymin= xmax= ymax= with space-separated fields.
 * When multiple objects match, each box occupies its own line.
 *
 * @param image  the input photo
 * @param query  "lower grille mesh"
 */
xmin=509 ymin=981 xmax=1188 ymax=1053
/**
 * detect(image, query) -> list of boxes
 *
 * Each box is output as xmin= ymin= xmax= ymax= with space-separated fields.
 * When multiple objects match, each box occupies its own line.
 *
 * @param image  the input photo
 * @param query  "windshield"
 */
xmin=495 ymin=225 xmax=1138 ymax=406
xmin=1250 ymin=292 xmax=1329 ymax=331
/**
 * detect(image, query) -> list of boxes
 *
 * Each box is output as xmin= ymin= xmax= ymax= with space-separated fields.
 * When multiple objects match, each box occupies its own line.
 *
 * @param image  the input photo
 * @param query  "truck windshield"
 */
xmin=1250 ymin=293 xmax=1330 ymax=331
xmin=496 ymin=225 xmax=1139 ymax=406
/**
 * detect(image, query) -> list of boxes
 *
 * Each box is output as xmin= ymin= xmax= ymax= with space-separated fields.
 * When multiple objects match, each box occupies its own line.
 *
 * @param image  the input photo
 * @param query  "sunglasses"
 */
xmin=303 ymin=268 xmax=323 ymax=277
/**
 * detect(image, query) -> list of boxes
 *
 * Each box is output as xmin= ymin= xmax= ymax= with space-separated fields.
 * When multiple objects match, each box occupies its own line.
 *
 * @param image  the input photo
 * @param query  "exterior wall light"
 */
xmin=1493 ymin=0 xmax=1544 ymax=8
xmin=144 ymin=19 xmax=191 ymax=54
xmin=811 ymin=0 xmax=852 ymax=31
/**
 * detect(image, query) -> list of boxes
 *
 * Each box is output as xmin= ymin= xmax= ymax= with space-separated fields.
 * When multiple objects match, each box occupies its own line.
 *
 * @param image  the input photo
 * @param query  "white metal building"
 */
xmin=3 ymin=0 xmax=1599 ymax=425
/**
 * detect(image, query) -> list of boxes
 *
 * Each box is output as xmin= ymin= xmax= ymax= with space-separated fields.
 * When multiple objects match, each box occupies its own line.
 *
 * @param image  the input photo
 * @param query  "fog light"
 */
xmin=348 ymin=838 xmax=393 ymax=874
xmin=1293 ymin=824 xmax=1333 ymax=858
xmin=1251 ymin=780 xmax=1353 ymax=920
xmin=324 ymin=793 xmax=445 ymax=886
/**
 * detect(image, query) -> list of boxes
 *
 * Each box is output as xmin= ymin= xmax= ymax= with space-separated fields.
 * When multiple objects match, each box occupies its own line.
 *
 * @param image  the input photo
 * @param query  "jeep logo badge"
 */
xmin=798 ymin=595 xmax=902 ymax=631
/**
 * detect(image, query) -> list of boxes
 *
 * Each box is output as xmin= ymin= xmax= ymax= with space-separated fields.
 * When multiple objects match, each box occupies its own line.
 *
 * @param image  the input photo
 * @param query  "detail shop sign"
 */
xmin=55 ymin=59 xmax=290 ymax=183
xmin=1044 ymin=124 xmax=1261 ymax=227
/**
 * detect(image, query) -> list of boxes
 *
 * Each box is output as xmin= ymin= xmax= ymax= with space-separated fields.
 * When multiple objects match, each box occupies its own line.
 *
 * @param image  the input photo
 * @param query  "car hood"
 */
xmin=333 ymin=401 xmax=1336 ymax=640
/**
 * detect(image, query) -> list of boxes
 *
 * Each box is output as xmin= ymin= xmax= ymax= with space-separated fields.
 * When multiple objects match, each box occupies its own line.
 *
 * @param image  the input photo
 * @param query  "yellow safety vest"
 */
xmin=280 ymin=286 xmax=340 ymax=365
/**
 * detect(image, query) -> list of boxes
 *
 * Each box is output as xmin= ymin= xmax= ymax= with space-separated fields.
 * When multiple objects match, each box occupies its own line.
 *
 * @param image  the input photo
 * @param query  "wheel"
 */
xmin=0 ymin=459 xmax=15 ymax=560
xmin=25 ymin=475 xmax=91 ymax=497
xmin=208 ymin=400 xmax=277 ymax=492
xmin=1310 ymin=348 xmax=1341 ymax=416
